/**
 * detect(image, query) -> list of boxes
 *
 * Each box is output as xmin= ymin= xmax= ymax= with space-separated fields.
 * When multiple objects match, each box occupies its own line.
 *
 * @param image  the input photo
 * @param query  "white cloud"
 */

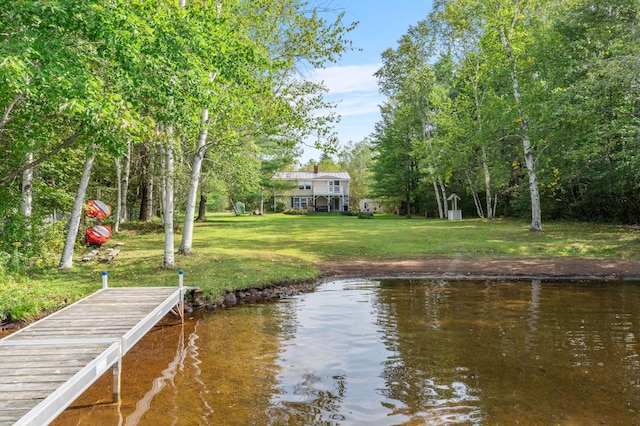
xmin=311 ymin=64 xmax=383 ymax=118
xmin=310 ymin=64 xmax=380 ymax=94
xmin=299 ymin=64 xmax=384 ymax=163
xmin=333 ymin=92 xmax=382 ymax=117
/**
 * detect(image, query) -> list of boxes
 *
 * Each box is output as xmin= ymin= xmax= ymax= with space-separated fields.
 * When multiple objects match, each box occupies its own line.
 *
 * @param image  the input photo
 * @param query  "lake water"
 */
xmin=53 ymin=278 xmax=640 ymax=425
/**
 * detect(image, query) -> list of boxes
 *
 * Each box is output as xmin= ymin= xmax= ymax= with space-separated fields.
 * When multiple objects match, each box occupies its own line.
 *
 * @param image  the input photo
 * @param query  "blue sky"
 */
xmin=300 ymin=0 xmax=434 ymax=164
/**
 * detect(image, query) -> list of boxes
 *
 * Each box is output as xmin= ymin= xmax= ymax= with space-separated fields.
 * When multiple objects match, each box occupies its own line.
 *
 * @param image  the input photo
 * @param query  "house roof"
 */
xmin=273 ymin=171 xmax=351 ymax=180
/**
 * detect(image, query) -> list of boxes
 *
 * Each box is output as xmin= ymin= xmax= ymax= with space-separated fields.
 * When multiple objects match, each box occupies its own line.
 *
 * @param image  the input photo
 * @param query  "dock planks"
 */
xmin=0 ymin=286 xmax=185 ymax=426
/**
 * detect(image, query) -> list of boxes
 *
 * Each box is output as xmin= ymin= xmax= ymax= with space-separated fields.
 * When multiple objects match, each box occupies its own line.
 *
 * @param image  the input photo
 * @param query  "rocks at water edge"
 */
xmin=185 ymin=281 xmax=318 ymax=312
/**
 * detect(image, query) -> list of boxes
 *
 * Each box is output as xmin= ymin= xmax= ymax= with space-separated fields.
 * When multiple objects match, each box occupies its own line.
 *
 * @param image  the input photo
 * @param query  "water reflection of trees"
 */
xmin=373 ymin=279 xmax=485 ymax=424
xmin=372 ymin=279 xmax=640 ymax=424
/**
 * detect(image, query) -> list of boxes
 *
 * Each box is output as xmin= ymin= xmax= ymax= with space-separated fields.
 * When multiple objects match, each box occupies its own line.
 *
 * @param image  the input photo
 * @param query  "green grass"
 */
xmin=2 ymin=213 xmax=639 ymax=322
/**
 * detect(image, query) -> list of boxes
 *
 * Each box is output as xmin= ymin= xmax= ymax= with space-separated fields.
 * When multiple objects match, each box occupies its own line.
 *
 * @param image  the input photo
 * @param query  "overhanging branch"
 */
xmin=0 ymin=125 xmax=84 ymax=186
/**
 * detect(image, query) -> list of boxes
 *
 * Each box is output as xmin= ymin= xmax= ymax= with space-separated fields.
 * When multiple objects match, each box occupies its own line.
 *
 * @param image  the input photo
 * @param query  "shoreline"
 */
xmin=315 ymin=257 xmax=640 ymax=281
xmin=4 ymin=257 xmax=639 ymax=334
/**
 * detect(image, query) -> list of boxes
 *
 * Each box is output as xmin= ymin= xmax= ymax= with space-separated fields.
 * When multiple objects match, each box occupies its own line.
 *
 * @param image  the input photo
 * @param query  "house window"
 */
xmin=329 ymin=180 xmax=341 ymax=193
xmin=298 ymin=180 xmax=311 ymax=190
xmin=292 ymin=197 xmax=311 ymax=209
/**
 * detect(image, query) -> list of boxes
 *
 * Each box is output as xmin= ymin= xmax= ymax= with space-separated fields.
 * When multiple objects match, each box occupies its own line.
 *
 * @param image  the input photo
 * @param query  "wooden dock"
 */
xmin=0 ymin=274 xmax=187 ymax=426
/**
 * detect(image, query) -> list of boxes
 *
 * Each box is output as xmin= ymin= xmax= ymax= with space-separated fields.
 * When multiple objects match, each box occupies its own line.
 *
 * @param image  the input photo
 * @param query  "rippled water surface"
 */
xmin=53 ymin=279 xmax=640 ymax=425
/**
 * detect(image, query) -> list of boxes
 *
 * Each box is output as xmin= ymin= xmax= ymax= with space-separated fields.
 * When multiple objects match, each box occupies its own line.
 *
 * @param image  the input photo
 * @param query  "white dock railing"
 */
xmin=0 ymin=272 xmax=188 ymax=426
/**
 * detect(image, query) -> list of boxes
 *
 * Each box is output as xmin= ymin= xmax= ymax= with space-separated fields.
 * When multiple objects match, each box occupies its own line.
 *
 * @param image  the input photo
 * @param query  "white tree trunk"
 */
xmin=163 ymin=137 xmax=175 ymax=267
xmin=522 ymin=135 xmax=542 ymax=230
xmin=179 ymin=108 xmax=209 ymax=255
xmin=481 ymin=145 xmax=493 ymax=220
xmin=229 ymin=197 xmax=239 ymax=215
xmin=471 ymin=60 xmax=492 ymax=220
xmin=473 ymin=192 xmax=483 ymax=218
xmin=120 ymin=141 xmax=131 ymax=222
xmin=432 ymin=180 xmax=443 ymax=219
xmin=114 ymin=158 xmax=121 ymax=233
xmin=439 ymin=179 xmax=448 ymax=217
xmin=259 ymin=188 xmax=264 ymax=215
xmin=159 ymin=130 xmax=167 ymax=227
xmin=20 ymin=151 xmax=33 ymax=218
xmin=427 ymin=165 xmax=443 ymax=219
xmin=499 ymin=25 xmax=542 ymax=231
xmin=144 ymin=174 xmax=154 ymax=222
xmin=467 ymin=173 xmax=484 ymax=218
xmin=510 ymin=72 xmax=542 ymax=230
xmin=59 ymin=147 xmax=96 ymax=269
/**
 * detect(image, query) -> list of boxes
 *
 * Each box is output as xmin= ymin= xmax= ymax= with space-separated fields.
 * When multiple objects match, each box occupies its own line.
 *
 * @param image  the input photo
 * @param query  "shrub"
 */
xmin=283 ymin=209 xmax=315 ymax=216
xmin=0 ymin=215 xmax=66 ymax=271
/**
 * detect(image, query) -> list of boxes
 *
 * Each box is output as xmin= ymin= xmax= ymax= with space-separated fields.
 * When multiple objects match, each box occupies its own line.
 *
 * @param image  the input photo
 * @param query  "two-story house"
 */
xmin=273 ymin=166 xmax=351 ymax=212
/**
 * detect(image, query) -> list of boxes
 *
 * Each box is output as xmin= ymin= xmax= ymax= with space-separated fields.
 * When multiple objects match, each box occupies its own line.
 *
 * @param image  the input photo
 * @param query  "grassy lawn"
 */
xmin=2 ymin=213 xmax=639 ymax=322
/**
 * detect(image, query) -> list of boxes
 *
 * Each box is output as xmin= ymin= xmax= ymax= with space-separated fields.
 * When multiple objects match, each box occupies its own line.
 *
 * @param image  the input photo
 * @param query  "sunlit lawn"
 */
xmin=2 ymin=213 xmax=639 ymax=322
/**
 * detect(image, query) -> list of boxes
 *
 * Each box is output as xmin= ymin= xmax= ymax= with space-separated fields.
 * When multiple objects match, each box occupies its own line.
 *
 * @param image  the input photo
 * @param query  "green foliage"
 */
xmin=371 ymin=24 xmax=460 ymax=216
xmin=202 ymin=191 xmax=227 ymax=213
xmin=336 ymin=139 xmax=374 ymax=209
xmin=370 ymin=0 xmax=640 ymax=224
xmin=0 ymin=215 xmax=66 ymax=272
xmin=534 ymin=0 xmax=640 ymax=222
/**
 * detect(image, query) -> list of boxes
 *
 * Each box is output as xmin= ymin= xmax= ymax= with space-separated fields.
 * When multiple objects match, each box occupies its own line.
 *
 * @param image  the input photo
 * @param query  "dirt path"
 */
xmin=316 ymin=257 xmax=640 ymax=281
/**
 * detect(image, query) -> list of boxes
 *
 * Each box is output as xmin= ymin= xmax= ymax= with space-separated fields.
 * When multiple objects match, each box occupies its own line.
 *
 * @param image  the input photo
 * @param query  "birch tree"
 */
xmin=114 ymin=158 xmax=122 ymax=233
xmin=20 ymin=152 xmax=33 ymax=218
xmin=494 ymin=0 xmax=543 ymax=231
xmin=433 ymin=0 xmax=545 ymax=229
xmin=179 ymin=109 xmax=210 ymax=255
xmin=163 ymin=127 xmax=176 ymax=267
xmin=120 ymin=142 xmax=131 ymax=224
xmin=59 ymin=147 xmax=96 ymax=269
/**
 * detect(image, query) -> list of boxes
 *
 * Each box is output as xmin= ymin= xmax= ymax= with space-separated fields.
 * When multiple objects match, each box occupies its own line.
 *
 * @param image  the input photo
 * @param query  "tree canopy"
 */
xmin=369 ymin=0 xmax=640 ymax=225
xmin=0 ymin=0 xmax=355 ymax=269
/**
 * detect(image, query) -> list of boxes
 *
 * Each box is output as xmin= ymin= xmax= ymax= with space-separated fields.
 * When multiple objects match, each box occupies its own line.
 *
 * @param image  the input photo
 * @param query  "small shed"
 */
xmin=359 ymin=199 xmax=384 ymax=213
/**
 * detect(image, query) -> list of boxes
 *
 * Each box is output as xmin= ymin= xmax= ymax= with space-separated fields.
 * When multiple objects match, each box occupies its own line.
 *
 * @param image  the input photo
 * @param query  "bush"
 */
xmin=0 ymin=215 xmax=66 ymax=272
xmin=357 ymin=212 xmax=374 ymax=219
xmin=283 ymin=209 xmax=315 ymax=216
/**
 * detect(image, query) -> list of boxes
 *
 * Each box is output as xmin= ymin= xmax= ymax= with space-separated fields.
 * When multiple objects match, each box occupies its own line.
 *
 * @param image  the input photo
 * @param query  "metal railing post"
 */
xmin=178 ymin=270 xmax=184 ymax=323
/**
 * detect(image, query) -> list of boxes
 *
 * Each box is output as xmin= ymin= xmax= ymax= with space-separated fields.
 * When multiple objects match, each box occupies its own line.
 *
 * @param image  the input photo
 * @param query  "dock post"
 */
xmin=102 ymin=271 xmax=108 ymax=289
xmin=112 ymin=356 xmax=122 ymax=403
xmin=178 ymin=270 xmax=184 ymax=323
